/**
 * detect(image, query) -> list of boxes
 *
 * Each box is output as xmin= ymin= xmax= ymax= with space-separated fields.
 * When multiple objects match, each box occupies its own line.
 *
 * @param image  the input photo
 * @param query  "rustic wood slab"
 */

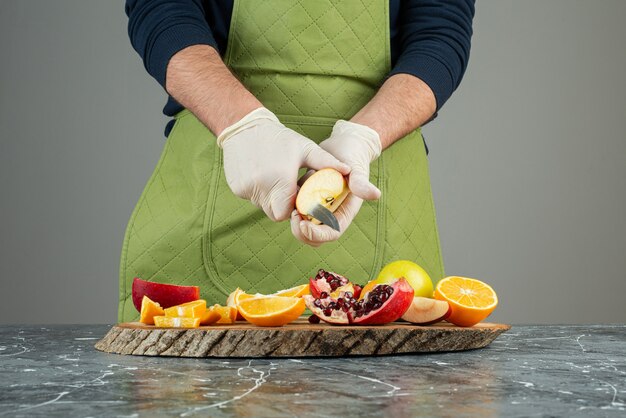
xmin=95 ymin=319 xmax=510 ymax=358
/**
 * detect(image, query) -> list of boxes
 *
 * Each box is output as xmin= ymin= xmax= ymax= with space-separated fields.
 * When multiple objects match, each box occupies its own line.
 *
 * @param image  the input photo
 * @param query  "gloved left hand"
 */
xmin=291 ymin=120 xmax=382 ymax=246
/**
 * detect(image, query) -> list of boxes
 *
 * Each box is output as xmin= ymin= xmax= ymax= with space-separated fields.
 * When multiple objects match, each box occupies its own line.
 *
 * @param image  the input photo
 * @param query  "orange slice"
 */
xmin=227 ymin=288 xmax=246 ymax=321
xmin=237 ymin=296 xmax=305 ymax=327
xmin=200 ymin=309 xmax=221 ymax=326
xmin=164 ymin=300 xmax=206 ymax=318
xmin=227 ymin=288 xmax=244 ymax=307
xmin=212 ymin=304 xmax=238 ymax=324
xmin=139 ymin=296 xmax=164 ymax=325
xmin=228 ymin=285 xmax=309 ymax=322
xmin=434 ymin=276 xmax=498 ymax=327
xmin=153 ymin=316 xmax=200 ymax=328
xmin=235 ymin=292 xmax=256 ymax=304
xmin=275 ymin=284 xmax=310 ymax=298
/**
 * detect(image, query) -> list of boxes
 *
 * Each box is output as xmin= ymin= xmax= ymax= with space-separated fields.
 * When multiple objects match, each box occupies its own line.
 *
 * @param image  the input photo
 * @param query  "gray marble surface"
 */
xmin=0 ymin=325 xmax=624 ymax=417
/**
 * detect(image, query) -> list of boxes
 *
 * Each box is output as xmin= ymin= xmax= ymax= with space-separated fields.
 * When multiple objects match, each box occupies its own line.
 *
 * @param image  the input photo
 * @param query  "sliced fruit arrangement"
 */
xmin=434 ymin=276 xmax=498 ymax=327
xmin=132 ymin=262 xmax=498 ymax=329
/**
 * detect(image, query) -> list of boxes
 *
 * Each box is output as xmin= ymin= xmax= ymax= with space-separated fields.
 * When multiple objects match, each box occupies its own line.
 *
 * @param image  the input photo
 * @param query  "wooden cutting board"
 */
xmin=95 ymin=319 xmax=510 ymax=358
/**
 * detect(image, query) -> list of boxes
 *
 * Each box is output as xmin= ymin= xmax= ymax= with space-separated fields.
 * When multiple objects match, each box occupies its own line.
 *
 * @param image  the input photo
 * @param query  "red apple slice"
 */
xmin=131 ymin=277 xmax=200 ymax=312
xmin=296 ymin=168 xmax=349 ymax=225
xmin=401 ymin=296 xmax=451 ymax=325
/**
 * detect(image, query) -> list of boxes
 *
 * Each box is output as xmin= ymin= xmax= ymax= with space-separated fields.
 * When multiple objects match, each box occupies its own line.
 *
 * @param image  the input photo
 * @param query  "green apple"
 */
xmin=374 ymin=260 xmax=434 ymax=298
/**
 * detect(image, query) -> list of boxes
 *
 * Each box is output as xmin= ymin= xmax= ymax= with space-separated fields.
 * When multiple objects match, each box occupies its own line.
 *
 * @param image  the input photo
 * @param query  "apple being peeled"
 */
xmin=131 ymin=277 xmax=200 ymax=312
xmin=401 ymin=296 xmax=451 ymax=325
xmin=296 ymin=168 xmax=349 ymax=225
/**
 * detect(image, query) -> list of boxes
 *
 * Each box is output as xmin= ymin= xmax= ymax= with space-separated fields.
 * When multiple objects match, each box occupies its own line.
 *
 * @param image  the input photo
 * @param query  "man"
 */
xmin=119 ymin=0 xmax=474 ymax=321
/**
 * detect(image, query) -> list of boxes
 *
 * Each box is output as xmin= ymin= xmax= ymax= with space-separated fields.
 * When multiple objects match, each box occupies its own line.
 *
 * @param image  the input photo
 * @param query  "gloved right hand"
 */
xmin=217 ymin=107 xmax=351 ymax=221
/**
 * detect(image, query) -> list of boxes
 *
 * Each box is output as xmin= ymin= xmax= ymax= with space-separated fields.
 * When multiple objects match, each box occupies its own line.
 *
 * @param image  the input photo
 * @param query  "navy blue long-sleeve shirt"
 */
xmin=126 ymin=1 xmax=474 ymax=135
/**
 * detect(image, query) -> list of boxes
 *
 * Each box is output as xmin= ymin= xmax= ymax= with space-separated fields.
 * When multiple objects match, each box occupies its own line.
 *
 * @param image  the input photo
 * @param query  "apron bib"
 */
xmin=118 ymin=0 xmax=444 ymax=322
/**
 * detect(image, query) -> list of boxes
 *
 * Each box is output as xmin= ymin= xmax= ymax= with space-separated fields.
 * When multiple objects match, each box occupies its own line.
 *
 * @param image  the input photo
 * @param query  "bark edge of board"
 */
xmin=95 ymin=319 xmax=510 ymax=358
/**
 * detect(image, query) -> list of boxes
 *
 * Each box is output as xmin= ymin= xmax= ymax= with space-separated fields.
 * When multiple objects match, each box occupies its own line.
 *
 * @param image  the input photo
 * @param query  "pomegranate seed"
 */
xmin=308 ymin=315 xmax=321 ymax=324
xmin=323 ymin=308 xmax=332 ymax=316
xmin=320 ymin=292 xmax=328 ymax=299
xmin=313 ymin=299 xmax=322 ymax=308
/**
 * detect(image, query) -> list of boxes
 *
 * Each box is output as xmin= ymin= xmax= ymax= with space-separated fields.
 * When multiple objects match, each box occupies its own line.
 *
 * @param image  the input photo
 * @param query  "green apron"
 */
xmin=118 ymin=0 xmax=444 ymax=322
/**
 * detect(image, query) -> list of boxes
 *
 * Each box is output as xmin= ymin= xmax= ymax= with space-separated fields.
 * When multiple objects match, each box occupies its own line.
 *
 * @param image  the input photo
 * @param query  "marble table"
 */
xmin=0 ymin=325 xmax=624 ymax=417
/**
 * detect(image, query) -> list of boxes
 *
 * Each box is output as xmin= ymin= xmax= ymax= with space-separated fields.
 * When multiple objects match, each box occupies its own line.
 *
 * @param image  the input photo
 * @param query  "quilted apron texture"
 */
xmin=118 ymin=0 xmax=444 ymax=322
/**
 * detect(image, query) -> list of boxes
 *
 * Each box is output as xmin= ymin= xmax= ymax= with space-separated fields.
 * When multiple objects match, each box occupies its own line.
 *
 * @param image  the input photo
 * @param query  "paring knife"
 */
xmin=308 ymin=204 xmax=341 ymax=232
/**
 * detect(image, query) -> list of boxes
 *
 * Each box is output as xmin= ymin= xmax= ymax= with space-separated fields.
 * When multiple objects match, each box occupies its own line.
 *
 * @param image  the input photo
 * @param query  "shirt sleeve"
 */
xmin=125 ymin=0 xmax=217 ymax=88
xmin=389 ymin=0 xmax=475 ymax=110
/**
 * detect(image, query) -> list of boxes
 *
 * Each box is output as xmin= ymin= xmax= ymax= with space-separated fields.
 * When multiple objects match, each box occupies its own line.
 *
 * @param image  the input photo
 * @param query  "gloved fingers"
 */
xmin=347 ymin=166 xmax=381 ymax=200
xmin=290 ymin=210 xmax=322 ymax=247
xmin=299 ymin=220 xmax=341 ymax=244
xmin=301 ymin=143 xmax=351 ymax=175
xmin=258 ymin=198 xmax=279 ymax=222
xmin=266 ymin=181 xmax=298 ymax=222
xmin=332 ymin=193 xmax=363 ymax=230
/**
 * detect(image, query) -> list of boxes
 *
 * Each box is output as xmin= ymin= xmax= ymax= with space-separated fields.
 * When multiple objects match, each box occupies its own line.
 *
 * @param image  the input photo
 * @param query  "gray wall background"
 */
xmin=1 ymin=1 xmax=625 ymax=324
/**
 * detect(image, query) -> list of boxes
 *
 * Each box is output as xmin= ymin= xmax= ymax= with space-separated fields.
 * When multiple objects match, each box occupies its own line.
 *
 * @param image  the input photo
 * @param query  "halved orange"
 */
xmin=200 ymin=309 xmax=221 ymax=326
xmin=153 ymin=316 xmax=200 ymax=328
xmin=164 ymin=300 xmax=206 ymax=318
xmin=434 ymin=276 xmax=498 ymax=327
xmin=237 ymin=296 xmax=305 ymax=327
xmin=212 ymin=304 xmax=238 ymax=324
xmin=140 ymin=296 xmax=164 ymax=325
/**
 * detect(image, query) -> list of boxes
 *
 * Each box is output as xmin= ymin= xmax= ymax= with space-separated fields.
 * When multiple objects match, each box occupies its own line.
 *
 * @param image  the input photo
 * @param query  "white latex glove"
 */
xmin=217 ymin=108 xmax=350 ymax=221
xmin=291 ymin=120 xmax=382 ymax=245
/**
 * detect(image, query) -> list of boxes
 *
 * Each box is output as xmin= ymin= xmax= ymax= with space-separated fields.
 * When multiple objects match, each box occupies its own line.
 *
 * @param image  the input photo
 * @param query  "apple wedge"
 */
xmin=132 ymin=277 xmax=200 ymax=312
xmin=296 ymin=168 xmax=349 ymax=225
xmin=401 ymin=296 xmax=451 ymax=325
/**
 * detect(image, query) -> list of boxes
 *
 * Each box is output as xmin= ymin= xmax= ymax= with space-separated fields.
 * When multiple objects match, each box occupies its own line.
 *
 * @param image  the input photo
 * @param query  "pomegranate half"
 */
xmin=309 ymin=269 xmax=348 ymax=298
xmin=304 ymin=278 xmax=414 ymax=325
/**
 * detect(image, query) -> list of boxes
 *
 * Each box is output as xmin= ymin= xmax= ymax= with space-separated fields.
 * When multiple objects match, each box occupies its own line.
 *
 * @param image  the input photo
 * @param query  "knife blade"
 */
xmin=308 ymin=204 xmax=341 ymax=232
